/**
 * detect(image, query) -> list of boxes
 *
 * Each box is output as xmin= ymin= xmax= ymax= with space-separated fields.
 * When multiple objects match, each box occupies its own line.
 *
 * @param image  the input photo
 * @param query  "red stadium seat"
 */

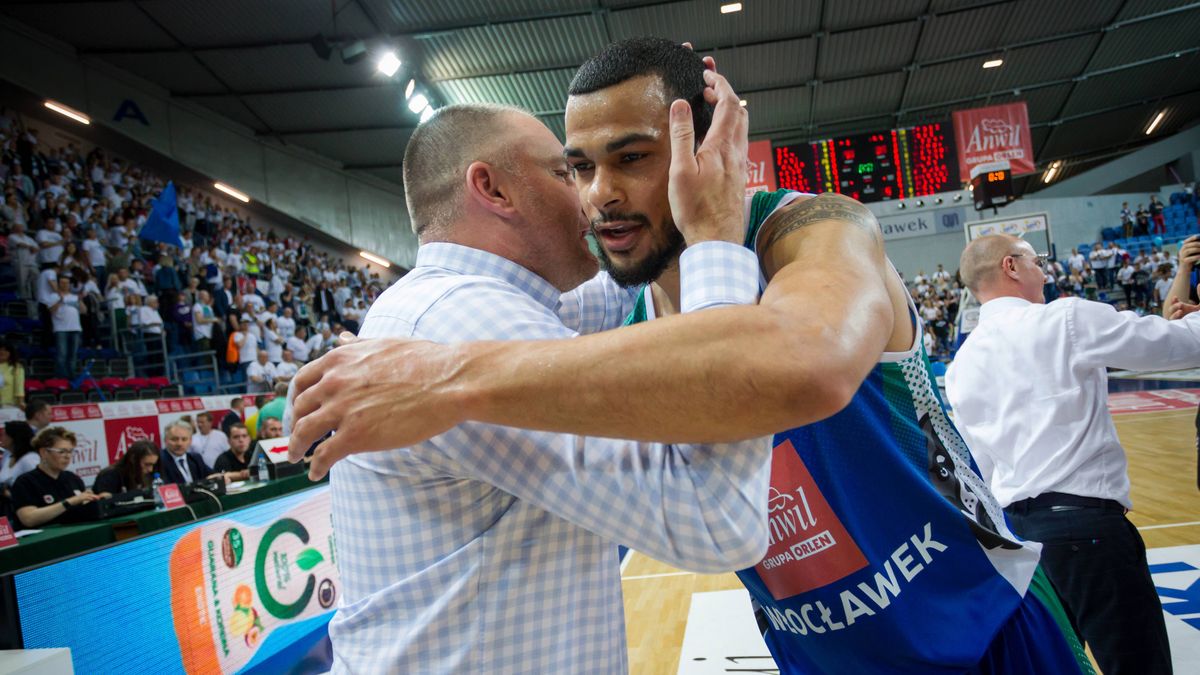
xmin=24 ymin=379 xmax=44 ymax=392
xmin=42 ymin=378 xmax=70 ymax=392
xmin=124 ymin=377 xmax=151 ymax=390
xmin=98 ymin=377 xmax=125 ymax=391
xmin=148 ymin=376 xmax=171 ymax=389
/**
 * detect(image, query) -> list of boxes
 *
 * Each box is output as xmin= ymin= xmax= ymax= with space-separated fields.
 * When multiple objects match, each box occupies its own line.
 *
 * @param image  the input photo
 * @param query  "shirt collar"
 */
xmin=415 ymin=242 xmax=561 ymax=313
xmin=979 ymin=295 xmax=1033 ymax=322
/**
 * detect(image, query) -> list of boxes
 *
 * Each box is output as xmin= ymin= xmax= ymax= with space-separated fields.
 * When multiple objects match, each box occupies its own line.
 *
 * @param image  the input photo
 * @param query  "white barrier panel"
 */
xmin=45 ymin=395 xmax=259 ymax=486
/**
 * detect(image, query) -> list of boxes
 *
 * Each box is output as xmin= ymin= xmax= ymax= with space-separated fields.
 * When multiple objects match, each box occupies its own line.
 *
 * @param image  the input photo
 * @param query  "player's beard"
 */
xmin=592 ymin=214 xmax=685 ymax=288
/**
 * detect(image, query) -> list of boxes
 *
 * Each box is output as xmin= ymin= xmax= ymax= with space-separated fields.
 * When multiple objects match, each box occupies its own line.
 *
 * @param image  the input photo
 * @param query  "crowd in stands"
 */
xmin=0 ymin=109 xmax=391 ymax=405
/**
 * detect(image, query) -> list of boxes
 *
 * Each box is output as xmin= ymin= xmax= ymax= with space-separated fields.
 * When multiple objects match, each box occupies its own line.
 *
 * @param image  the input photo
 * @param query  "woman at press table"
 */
xmin=11 ymin=427 xmax=111 ymax=529
xmin=92 ymin=440 xmax=159 ymax=495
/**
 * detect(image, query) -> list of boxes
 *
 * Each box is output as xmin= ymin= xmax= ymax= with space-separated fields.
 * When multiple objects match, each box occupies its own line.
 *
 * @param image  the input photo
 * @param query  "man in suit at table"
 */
xmin=158 ymin=419 xmax=223 ymax=485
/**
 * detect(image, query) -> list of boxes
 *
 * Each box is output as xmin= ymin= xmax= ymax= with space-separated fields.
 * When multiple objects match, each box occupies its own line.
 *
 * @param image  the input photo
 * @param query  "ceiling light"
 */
xmin=935 ymin=197 xmax=943 ymax=204
xmin=1041 ymin=160 xmax=1062 ymax=184
xmin=43 ymin=100 xmax=90 ymax=125
xmin=982 ymin=59 xmax=1003 ymax=69
xmin=915 ymin=200 xmax=924 ymax=207
xmin=213 ymin=182 xmax=250 ymax=203
xmin=1144 ymin=109 xmax=1166 ymax=135
xmin=953 ymin=194 xmax=962 ymax=202
xmin=897 ymin=202 xmax=906 ymax=210
xmin=405 ymin=79 xmax=416 ymax=99
xmin=739 ymin=99 xmax=747 ymax=107
xmin=408 ymin=93 xmax=429 ymax=113
xmin=377 ymin=52 xmax=401 ymax=77
xmin=359 ymin=251 xmax=390 ymax=268
xmin=420 ymin=105 xmax=435 ymax=123
xmin=721 ymin=2 xmax=743 ymax=13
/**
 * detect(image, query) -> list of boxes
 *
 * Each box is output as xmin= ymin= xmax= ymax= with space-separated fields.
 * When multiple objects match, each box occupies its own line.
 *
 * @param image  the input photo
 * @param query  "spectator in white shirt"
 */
xmin=190 ymin=411 xmax=230 ymax=469
xmin=273 ymin=349 xmax=299 ymax=385
xmin=275 ymin=306 xmax=296 ymax=338
xmin=1067 ymin=249 xmax=1085 ymax=274
xmin=246 ymin=349 xmax=275 ymax=394
xmin=81 ymin=228 xmax=108 ymax=288
xmin=285 ymin=325 xmax=312 ymax=362
xmin=262 ymin=318 xmax=284 ymax=364
xmin=139 ymin=295 xmax=164 ymax=335
xmin=46 ymin=277 xmax=83 ymax=379
xmin=8 ymin=222 xmax=39 ymax=301
xmin=35 ymin=220 xmax=63 ymax=268
xmin=946 ymin=233 xmax=1199 ymax=675
xmin=192 ymin=290 xmax=217 ymax=352
xmin=233 ymin=321 xmax=259 ymax=382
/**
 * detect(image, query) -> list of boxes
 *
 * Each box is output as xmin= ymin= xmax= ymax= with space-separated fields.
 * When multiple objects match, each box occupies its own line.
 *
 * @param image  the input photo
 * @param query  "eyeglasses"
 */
xmin=46 ymin=448 xmax=74 ymax=456
xmin=1011 ymin=253 xmax=1049 ymax=267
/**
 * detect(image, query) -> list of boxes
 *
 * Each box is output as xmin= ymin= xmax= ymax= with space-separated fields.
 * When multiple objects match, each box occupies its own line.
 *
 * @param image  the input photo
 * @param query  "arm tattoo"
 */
xmin=757 ymin=194 xmax=878 ymax=255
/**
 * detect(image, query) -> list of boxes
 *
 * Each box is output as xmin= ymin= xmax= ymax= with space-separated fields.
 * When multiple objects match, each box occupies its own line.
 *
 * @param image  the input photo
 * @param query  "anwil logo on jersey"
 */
xmin=756 ymin=440 xmax=868 ymax=600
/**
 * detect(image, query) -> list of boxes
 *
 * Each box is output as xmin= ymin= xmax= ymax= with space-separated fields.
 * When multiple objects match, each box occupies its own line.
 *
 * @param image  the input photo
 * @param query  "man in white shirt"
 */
xmin=285 ymin=325 xmax=313 ymax=362
xmin=35 ymin=220 xmax=63 ymax=268
xmin=8 ymin=222 xmax=39 ymax=301
xmin=946 ymin=233 xmax=1199 ymax=675
xmin=190 ymin=411 xmax=230 ymax=469
xmin=81 ymin=228 xmax=108 ymax=284
xmin=45 ymin=274 xmax=83 ymax=373
xmin=275 ymin=307 xmax=296 ymax=338
xmin=1067 ymin=249 xmax=1085 ymax=274
xmin=192 ymin=290 xmax=217 ymax=351
xmin=246 ymin=349 xmax=275 ymax=394
xmin=273 ymin=349 xmax=299 ymax=385
xmin=233 ymin=323 xmax=260 ymax=382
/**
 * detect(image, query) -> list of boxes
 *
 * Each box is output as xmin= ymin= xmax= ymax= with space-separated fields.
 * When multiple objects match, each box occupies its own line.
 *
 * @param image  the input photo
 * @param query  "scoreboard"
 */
xmin=773 ymin=123 xmax=958 ymax=203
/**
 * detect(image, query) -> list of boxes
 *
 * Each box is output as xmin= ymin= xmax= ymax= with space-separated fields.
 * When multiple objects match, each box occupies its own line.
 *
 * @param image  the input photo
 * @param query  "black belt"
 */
xmin=1006 ymin=492 xmax=1127 ymax=514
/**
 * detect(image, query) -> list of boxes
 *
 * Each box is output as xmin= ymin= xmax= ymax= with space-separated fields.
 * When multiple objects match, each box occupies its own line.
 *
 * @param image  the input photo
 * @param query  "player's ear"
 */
xmin=465 ymin=161 xmax=517 ymax=219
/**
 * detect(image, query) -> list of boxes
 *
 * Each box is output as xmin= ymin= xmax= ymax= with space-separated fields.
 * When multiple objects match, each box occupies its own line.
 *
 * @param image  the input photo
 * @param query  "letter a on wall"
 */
xmin=114 ymin=99 xmax=150 ymax=126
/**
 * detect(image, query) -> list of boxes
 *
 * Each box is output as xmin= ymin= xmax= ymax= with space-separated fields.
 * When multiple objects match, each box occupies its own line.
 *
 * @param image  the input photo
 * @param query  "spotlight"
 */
xmin=341 ymin=40 xmax=368 ymax=65
xmin=405 ymin=79 xmax=416 ymax=99
xmin=377 ymin=52 xmax=401 ymax=77
xmin=309 ymin=34 xmax=331 ymax=61
xmin=935 ymin=197 xmax=943 ymax=204
xmin=359 ymin=251 xmax=390 ymax=268
xmin=897 ymin=202 xmax=906 ymax=210
xmin=1144 ymin=110 xmax=1166 ymax=135
xmin=213 ymin=182 xmax=250 ymax=203
xmin=43 ymin=100 xmax=90 ymax=125
xmin=982 ymin=59 xmax=1003 ymax=69
xmin=408 ymin=93 xmax=429 ymax=114
xmin=953 ymin=194 xmax=963 ymax=202
xmin=915 ymin=200 xmax=924 ymax=207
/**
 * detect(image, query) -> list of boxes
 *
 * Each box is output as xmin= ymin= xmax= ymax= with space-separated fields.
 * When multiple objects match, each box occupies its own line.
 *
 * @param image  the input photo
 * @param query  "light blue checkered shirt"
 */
xmin=329 ymin=241 xmax=770 ymax=674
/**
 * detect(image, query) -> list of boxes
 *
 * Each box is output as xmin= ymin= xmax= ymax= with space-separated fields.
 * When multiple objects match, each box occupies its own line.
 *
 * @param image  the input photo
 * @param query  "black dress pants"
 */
xmin=1006 ymin=493 xmax=1172 ymax=675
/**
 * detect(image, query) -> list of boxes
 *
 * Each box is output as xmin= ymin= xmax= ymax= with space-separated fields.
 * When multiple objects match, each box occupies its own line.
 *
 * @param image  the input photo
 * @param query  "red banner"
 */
xmin=105 ymin=416 xmax=160 ymax=464
xmin=746 ymin=140 xmax=778 ymax=196
xmin=952 ymin=102 xmax=1035 ymax=182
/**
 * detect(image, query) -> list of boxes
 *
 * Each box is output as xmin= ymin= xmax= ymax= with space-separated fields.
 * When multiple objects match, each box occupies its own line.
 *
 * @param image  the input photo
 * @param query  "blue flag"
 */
xmin=139 ymin=181 xmax=183 ymax=248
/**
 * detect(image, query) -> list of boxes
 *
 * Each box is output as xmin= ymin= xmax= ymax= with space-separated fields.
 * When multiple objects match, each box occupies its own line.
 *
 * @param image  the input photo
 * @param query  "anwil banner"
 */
xmin=746 ymin=140 xmax=779 ymax=196
xmin=952 ymin=102 xmax=1035 ymax=182
xmin=45 ymin=395 xmax=258 ymax=486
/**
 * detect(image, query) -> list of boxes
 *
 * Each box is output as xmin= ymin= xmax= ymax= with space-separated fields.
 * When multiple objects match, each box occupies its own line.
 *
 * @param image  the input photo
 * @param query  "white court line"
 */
xmin=622 ymin=570 xmax=694 ymax=581
xmin=1139 ymin=520 xmax=1200 ymax=531
xmin=620 ymin=550 xmax=636 ymax=575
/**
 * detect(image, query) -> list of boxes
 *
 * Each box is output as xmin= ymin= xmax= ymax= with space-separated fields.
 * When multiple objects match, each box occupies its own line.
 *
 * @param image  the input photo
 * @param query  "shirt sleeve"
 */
xmin=556 ymin=271 xmax=642 ymax=334
xmin=408 ymin=282 xmax=769 ymax=573
xmin=1069 ymin=299 xmax=1200 ymax=371
xmin=680 ymin=241 xmax=760 ymax=312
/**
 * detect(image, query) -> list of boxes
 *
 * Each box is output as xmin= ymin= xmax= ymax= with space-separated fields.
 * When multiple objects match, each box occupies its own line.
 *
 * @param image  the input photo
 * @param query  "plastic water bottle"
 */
xmin=152 ymin=473 xmax=165 ymax=510
xmin=255 ymin=453 xmax=270 ymax=483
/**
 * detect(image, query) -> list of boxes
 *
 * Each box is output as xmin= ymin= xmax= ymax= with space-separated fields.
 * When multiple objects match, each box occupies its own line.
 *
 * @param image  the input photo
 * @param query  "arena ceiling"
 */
xmin=3 ymin=0 xmax=1200 ymax=196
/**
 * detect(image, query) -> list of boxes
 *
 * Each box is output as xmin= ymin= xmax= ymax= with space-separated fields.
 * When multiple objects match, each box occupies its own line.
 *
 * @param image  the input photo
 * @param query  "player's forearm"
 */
xmin=1163 ymin=266 xmax=1193 ymax=318
xmin=458 ymin=299 xmax=881 ymax=443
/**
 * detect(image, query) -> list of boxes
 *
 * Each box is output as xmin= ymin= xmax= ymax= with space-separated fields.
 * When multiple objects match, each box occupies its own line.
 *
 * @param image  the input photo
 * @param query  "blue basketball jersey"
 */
xmin=628 ymin=190 xmax=1042 ymax=673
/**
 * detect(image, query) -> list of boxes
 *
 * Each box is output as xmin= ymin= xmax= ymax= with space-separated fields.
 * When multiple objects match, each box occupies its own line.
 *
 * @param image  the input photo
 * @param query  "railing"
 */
xmin=167 ymin=350 xmax=221 ymax=396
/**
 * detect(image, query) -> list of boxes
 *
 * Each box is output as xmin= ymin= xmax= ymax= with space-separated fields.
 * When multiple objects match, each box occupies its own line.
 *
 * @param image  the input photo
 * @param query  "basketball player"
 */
xmin=292 ymin=39 xmax=1090 ymax=673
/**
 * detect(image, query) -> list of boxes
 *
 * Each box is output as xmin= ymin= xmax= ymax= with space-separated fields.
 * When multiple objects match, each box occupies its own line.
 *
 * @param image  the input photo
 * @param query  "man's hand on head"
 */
xmin=667 ymin=65 xmax=748 ymax=247
xmin=286 ymin=336 xmax=472 ymax=480
xmin=1167 ymin=295 xmax=1200 ymax=320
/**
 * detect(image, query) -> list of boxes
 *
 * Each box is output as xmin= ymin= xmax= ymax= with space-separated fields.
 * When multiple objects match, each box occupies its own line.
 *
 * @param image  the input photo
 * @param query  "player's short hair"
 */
xmin=569 ymin=37 xmax=712 ymax=139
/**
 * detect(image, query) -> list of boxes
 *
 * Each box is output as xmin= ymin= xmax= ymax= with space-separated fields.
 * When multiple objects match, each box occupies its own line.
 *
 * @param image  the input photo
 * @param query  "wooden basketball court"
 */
xmin=621 ymin=394 xmax=1200 ymax=674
